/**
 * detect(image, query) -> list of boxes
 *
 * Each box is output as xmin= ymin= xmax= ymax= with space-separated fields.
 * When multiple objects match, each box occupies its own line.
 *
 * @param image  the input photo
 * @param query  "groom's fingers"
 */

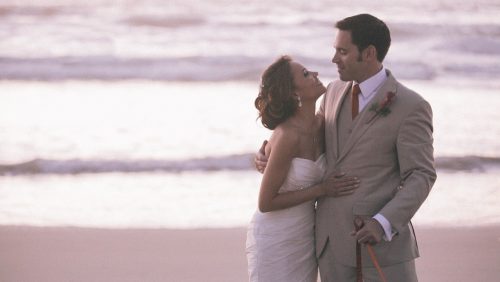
xmin=258 ymin=140 xmax=268 ymax=154
xmin=355 ymin=229 xmax=372 ymax=244
xmin=254 ymin=140 xmax=268 ymax=173
xmin=354 ymin=223 xmax=382 ymax=245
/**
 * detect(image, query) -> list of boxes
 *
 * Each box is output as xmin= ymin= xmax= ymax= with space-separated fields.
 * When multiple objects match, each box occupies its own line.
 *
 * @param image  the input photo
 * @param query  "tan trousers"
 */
xmin=318 ymin=240 xmax=418 ymax=282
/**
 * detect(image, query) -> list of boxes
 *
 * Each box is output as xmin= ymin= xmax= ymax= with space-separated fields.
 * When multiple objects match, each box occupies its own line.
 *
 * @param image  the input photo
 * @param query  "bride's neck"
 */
xmin=290 ymin=103 xmax=316 ymax=130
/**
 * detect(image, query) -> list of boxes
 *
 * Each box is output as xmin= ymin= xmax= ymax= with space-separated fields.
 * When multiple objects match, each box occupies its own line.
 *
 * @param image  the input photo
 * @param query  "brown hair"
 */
xmin=336 ymin=14 xmax=391 ymax=62
xmin=254 ymin=56 xmax=298 ymax=130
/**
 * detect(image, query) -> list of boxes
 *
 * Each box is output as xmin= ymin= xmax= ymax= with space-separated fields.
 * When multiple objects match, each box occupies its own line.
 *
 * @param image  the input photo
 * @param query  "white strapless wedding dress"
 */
xmin=246 ymin=154 xmax=326 ymax=282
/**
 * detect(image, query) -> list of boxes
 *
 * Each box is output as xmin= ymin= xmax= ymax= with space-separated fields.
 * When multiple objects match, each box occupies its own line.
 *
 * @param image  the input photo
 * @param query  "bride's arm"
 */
xmin=258 ymin=128 xmax=325 ymax=212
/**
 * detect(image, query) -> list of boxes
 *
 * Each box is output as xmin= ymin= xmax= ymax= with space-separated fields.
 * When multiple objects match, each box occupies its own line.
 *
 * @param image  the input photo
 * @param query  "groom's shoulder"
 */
xmin=326 ymin=79 xmax=349 ymax=96
xmin=388 ymin=71 xmax=429 ymax=107
xmin=396 ymin=81 xmax=428 ymax=107
xmin=328 ymin=79 xmax=349 ymax=90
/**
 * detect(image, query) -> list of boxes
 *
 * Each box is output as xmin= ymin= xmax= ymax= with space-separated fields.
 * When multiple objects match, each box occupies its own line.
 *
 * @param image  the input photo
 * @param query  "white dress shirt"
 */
xmin=355 ymin=66 xmax=388 ymax=112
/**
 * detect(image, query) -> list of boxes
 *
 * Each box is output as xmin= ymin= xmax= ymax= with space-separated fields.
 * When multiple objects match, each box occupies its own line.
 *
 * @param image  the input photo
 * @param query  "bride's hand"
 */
xmin=322 ymin=173 xmax=360 ymax=197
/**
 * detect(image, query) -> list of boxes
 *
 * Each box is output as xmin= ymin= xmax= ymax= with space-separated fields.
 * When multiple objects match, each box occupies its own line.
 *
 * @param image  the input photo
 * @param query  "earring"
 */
xmin=297 ymin=95 xmax=302 ymax=107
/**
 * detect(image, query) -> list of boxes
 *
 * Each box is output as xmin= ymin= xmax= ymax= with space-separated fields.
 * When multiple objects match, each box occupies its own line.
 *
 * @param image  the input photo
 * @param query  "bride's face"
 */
xmin=290 ymin=61 xmax=326 ymax=101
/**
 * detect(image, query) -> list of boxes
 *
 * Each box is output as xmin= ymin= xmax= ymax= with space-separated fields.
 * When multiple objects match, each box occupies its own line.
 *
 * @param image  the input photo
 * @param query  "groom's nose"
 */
xmin=332 ymin=51 xmax=340 ymax=64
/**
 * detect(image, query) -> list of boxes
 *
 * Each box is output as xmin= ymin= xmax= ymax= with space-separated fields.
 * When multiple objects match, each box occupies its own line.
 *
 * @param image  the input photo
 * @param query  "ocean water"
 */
xmin=1 ymin=0 xmax=500 ymax=228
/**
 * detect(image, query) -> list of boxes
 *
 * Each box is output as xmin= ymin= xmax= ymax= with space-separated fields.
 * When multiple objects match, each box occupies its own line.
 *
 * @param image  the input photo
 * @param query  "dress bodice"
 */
xmin=279 ymin=153 xmax=327 ymax=193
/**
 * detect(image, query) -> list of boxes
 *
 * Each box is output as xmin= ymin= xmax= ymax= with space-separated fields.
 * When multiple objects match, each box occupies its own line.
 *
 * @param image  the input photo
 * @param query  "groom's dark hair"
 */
xmin=336 ymin=14 xmax=391 ymax=62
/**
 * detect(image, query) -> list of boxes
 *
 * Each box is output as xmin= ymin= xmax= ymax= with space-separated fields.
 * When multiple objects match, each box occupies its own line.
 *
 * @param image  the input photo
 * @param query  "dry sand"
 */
xmin=0 ymin=225 xmax=499 ymax=282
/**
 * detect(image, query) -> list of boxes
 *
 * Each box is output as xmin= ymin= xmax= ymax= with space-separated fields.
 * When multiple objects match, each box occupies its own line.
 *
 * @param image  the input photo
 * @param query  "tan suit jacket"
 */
xmin=316 ymin=69 xmax=437 ymax=267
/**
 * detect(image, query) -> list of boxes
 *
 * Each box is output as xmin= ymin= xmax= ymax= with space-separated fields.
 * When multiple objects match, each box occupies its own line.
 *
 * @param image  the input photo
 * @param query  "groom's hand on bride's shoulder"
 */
xmin=254 ymin=140 xmax=268 ymax=174
xmin=323 ymin=173 xmax=360 ymax=197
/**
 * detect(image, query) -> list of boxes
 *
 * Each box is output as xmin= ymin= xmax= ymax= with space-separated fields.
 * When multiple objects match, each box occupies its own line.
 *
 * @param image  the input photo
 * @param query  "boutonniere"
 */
xmin=369 ymin=91 xmax=396 ymax=117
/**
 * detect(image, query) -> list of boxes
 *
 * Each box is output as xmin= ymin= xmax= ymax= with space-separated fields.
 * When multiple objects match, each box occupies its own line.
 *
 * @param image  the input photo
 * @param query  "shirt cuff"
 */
xmin=373 ymin=213 xmax=395 ymax=241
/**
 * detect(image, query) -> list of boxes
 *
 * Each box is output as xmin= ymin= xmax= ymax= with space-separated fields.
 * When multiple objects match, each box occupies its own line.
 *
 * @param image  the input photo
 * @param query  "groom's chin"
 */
xmin=337 ymin=73 xmax=349 ymax=82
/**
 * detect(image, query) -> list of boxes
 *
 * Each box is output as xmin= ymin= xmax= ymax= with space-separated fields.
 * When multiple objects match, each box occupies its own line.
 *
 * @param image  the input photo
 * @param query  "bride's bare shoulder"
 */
xmin=267 ymin=123 xmax=300 ymax=154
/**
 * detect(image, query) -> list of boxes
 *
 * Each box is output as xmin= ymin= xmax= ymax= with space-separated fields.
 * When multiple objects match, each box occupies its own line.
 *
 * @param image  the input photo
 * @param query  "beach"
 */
xmin=1 ymin=225 xmax=499 ymax=282
xmin=1 ymin=1 xmax=500 ymax=281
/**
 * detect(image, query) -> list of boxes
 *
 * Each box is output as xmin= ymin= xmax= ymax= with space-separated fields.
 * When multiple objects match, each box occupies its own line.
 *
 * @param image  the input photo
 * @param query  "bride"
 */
xmin=246 ymin=56 xmax=359 ymax=282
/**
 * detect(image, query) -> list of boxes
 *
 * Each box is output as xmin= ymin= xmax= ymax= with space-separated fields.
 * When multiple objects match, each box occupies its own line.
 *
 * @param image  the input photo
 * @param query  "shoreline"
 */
xmin=0 ymin=225 xmax=499 ymax=282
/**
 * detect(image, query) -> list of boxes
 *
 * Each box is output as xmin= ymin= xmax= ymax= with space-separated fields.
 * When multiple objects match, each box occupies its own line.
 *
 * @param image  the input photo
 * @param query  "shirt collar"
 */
xmin=355 ymin=67 xmax=387 ymax=99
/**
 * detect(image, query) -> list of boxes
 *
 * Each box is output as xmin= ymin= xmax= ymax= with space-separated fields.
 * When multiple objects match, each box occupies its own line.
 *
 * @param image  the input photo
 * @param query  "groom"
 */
xmin=256 ymin=14 xmax=436 ymax=281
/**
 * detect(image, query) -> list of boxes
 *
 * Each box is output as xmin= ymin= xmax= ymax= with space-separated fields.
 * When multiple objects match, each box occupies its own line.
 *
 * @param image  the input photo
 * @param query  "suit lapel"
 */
xmin=330 ymin=82 xmax=352 ymax=160
xmin=337 ymin=71 xmax=399 ymax=163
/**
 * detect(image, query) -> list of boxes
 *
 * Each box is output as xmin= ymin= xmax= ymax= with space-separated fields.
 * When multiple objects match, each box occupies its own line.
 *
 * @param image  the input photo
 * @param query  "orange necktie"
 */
xmin=352 ymin=83 xmax=361 ymax=120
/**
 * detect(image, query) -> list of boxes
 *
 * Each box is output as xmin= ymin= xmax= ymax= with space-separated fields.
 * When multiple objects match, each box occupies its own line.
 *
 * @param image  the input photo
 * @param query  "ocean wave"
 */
xmin=1 ymin=155 xmax=499 ymax=175
xmin=390 ymin=23 xmax=500 ymax=41
xmin=0 ymin=155 xmax=254 ymax=175
xmin=0 ymin=56 xmax=267 ymax=81
xmin=434 ymin=156 xmax=500 ymax=172
xmin=124 ymin=15 xmax=205 ymax=28
xmin=385 ymin=61 xmax=437 ymax=80
xmin=0 ymin=55 xmax=447 ymax=81
xmin=443 ymin=64 xmax=500 ymax=78
xmin=434 ymin=36 xmax=500 ymax=55
xmin=0 ymin=5 xmax=62 ymax=17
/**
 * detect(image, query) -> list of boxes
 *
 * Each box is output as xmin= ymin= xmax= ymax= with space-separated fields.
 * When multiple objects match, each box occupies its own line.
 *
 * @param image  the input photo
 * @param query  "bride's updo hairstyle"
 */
xmin=255 ymin=55 xmax=298 ymax=130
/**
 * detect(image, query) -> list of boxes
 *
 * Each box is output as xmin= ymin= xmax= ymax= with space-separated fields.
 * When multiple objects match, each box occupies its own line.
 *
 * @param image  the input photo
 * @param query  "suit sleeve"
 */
xmin=317 ymin=86 xmax=328 ymax=118
xmin=380 ymin=100 xmax=437 ymax=233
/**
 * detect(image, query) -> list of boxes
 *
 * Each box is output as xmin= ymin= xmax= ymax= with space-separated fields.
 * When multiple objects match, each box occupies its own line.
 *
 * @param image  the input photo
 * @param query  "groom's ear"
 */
xmin=363 ymin=45 xmax=378 ymax=62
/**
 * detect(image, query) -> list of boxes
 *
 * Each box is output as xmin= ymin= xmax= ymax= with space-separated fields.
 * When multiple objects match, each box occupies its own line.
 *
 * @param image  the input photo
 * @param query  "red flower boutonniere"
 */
xmin=369 ymin=91 xmax=396 ymax=117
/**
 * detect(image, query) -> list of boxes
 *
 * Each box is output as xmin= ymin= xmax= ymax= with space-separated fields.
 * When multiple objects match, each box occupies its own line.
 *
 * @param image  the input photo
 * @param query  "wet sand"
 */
xmin=0 ymin=226 xmax=499 ymax=282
